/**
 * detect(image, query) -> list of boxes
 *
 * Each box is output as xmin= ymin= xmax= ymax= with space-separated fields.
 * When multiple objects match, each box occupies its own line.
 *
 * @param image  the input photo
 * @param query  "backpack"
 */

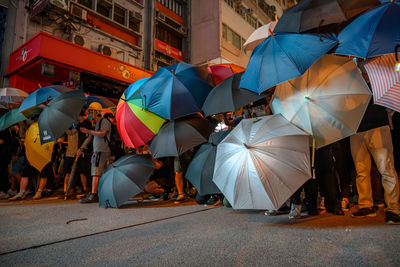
xmin=98 ymin=118 xmax=122 ymax=156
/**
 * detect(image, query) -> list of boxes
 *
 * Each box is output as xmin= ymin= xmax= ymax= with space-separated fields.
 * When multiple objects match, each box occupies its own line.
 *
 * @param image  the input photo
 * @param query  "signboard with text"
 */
xmin=154 ymin=39 xmax=184 ymax=61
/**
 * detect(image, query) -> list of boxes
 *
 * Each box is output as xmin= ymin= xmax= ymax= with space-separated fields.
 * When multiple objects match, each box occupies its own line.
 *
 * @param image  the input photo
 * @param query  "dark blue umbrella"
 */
xmin=335 ymin=2 xmax=400 ymax=58
xmin=239 ymin=33 xmax=338 ymax=94
xmin=98 ymin=154 xmax=155 ymax=208
xmin=139 ymin=62 xmax=213 ymax=119
xmin=185 ymin=130 xmax=231 ymax=196
xmin=18 ymin=85 xmax=72 ymax=113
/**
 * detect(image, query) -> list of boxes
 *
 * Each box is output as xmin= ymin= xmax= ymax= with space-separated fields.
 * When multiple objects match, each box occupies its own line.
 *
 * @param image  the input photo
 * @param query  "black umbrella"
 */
xmin=98 ymin=154 xmax=155 ymax=208
xmin=273 ymin=0 xmax=380 ymax=33
xmin=38 ymin=90 xmax=86 ymax=144
xmin=64 ymin=155 xmax=80 ymax=200
xmin=185 ymin=130 xmax=231 ymax=196
xmin=149 ymin=115 xmax=214 ymax=158
xmin=202 ymin=72 xmax=265 ymax=117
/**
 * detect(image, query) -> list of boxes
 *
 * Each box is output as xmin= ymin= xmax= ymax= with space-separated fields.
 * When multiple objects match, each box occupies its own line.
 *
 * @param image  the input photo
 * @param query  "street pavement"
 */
xmin=0 ymin=198 xmax=399 ymax=266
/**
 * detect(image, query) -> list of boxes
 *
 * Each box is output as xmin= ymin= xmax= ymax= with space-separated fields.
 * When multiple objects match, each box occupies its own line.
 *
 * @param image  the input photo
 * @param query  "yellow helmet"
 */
xmin=87 ymin=102 xmax=103 ymax=111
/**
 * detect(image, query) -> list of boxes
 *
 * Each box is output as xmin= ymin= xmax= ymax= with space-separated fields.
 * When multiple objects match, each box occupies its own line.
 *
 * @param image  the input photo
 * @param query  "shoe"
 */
xmin=341 ymin=198 xmax=350 ymax=211
xmin=32 ymin=191 xmax=42 ymax=200
xmin=79 ymin=193 xmax=98 ymax=204
xmin=7 ymin=189 xmax=17 ymax=196
xmin=328 ymin=206 xmax=344 ymax=216
xmin=8 ymin=191 xmax=27 ymax=201
xmin=385 ymin=211 xmax=400 ymax=225
xmin=351 ymin=207 xmax=377 ymax=217
xmin=206 ymin=195 xmax=217 ymax=205
xmin=265 ymin=209 xmax=278 ymax=216
xmin=288 ymin=203 xmax=302 ymax=219
xmin=374 ymin=200 xmax=385 ymax=208
xmin=0 ymin=191 xmax=9 ymax=200
xmin=318 ymin=197 xmax=326 ymax=210
xmin=174 ymin=194 xmax=185 ymax=203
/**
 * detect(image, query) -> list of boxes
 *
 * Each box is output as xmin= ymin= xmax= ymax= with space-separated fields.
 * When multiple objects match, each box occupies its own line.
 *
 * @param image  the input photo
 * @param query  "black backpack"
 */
xmin=98 ymin=118 xmax=122 ymax=155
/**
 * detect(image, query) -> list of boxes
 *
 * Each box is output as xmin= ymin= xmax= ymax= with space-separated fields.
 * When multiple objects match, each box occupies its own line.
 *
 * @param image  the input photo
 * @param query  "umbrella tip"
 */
xmin=304 ymin=95 xmax=312 ymax=102
xmin=243 ymin=143 xmax=254 ymax=149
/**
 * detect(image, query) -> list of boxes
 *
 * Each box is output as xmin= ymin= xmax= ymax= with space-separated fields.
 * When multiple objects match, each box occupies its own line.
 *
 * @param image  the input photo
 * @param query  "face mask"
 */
xmin=88 ymin=113 xmax=93 ymax=120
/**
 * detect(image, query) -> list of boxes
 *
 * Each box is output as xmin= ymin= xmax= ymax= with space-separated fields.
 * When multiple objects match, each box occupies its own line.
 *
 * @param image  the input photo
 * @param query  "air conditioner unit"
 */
xmin=98 ymin=44 xmax=117 ymax=58
xmin=134 ymin=11 xmax=142 ymax=20
xmin=70 ymin=33 xmax=91 ymax=49
xmin=157 ymin=12 xmax=165 ymax=22
xmin=70 ymin=3 xmax=87 ymax=21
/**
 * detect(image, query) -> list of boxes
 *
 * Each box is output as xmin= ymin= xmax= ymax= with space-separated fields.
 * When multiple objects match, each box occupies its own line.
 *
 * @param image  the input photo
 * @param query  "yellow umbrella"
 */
xmin=25 ymin=122 xmax=55 ymax=172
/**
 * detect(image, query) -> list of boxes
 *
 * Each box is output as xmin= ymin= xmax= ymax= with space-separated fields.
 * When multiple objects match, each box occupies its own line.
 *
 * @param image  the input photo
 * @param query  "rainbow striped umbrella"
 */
xmin=116 ymin=86 xmax=165 ymax=148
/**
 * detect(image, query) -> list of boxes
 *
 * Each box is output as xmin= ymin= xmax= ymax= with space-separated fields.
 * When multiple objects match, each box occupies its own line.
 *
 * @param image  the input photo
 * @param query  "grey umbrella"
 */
xmin=149 ymin=115 xmax=214 ymax=158
xmin=202 ymin=72 xmax=265 ymax=117
xmin=38 ymin=90 xmax=86 ymax=144
xmin=185 ymin=130 xmax=231 ymax=195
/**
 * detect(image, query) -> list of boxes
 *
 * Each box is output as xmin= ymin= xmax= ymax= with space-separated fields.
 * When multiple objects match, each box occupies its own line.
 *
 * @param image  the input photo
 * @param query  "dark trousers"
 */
xmin=291 ymin=178 xmax=318 ymax=212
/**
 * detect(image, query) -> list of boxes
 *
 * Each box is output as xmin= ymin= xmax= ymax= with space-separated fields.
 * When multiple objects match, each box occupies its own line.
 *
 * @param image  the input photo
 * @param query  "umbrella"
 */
xmin=335 ymin=2 xmax=400 ymax=59
xmin=85 ymin=95 xmax=117 ymax=109
xmin=125 ymin=78 xmax=150 ymax=100
xmin=239 ymin=33 xmax=338 ymax=94
xmin=38 ymin=90 xmax=86 ymax=144
xmin=25 ymin=122 xmax=55 ymax=172
xmin=212 ymin=114 xmax=311 ymax=210
xmin=273 ymin=0 xmax=381 ymax=33
xmin=207 ymin=64 xmax=244 ymax=86
xmin=202 ymin=72 xmax=265 ymax=117
xmin=270 ymin=54 xmax=372 ymax=149
xmin=98 ymin=154 xmax=155 ymax=208
xmin=139 ymin=62 xmax=213 ymax=119
xmin=363 ymin=53 xmax=400 ymax=112
xmin=185 ymin=130 xmax=231 ymax=196
xmin=0 ymin=88 xmax=28 ymax=103
xmin=0 ymin=109 xmax=27 ymax=131
xmin=19 ymin=85 xmax=72 ymax=113
xmin=149 ymin=115 xmax=214 ymax=158
xmin=116 ymin=89 xmax=165 ymax=148
xmin=64 ymin=155 xmax=80 ymax=200
xmin=243 ymin=21 xmax=277 ymax=51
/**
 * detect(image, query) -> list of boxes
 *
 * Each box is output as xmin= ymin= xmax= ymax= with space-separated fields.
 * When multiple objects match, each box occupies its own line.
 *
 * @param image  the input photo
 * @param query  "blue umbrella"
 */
xmin=18 ymin=85 xmax=71 ymax=113
xmin=185 ymin=130 xmax=231 ymax=196
xmin=98 ymin=154 xmax=155 ymax=208
xmin=85 ymin=95 xmax=116 ymax=109
xmin=239 ymin=33 xmax=338 ymax=94
xmin=335 ymin=2 xmax=400 ymax=58
xmin=125 ymin=78 xmax=150 ymax=100
xmin=139 ymin=62 xmax=213 ymax=119
xmin=0 ymin=109 xmax=27 ymax=131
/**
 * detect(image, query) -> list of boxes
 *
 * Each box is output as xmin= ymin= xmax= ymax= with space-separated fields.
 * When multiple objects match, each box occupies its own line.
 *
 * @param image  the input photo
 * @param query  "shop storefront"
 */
xmin=7 ymin=32 xmax=153 ymax=99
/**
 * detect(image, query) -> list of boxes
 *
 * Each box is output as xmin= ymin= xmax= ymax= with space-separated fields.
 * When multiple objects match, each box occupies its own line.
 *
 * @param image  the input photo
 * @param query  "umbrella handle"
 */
xmin=395 ymin=45 xmax=400 ymax=61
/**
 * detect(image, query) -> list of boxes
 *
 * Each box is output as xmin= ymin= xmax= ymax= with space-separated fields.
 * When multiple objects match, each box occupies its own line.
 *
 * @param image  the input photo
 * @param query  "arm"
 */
xmin=76 ymin=135 xmax=93 ymax=157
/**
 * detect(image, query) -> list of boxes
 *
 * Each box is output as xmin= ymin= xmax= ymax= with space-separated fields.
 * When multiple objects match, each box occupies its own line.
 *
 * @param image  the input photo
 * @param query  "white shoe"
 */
xmin=0 ymin=191 xmax=9 ymax=200
xmin=32 ymin=191 xmax=42 ymax=200
xmin=265 ymin=209 xmax=278 ymax=216
xmin=8 ymin=191 xmax=27 ymax=201
xmin=289 ymin=204 xmax=302 ymax=219
xmin=7 ymin=189 xmax=17 ymax=196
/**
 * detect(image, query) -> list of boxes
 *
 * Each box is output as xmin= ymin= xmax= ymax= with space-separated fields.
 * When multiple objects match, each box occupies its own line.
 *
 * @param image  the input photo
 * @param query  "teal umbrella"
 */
xmin=0 ymin=109 xmax=27 ymax=131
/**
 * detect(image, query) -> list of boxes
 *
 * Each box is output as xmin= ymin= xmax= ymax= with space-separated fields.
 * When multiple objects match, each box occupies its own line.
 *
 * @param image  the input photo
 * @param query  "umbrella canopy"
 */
xmin=270 ymin=54 xmax=372 ymax=149
xmin=213 ymin=114 xmax=311 ymax=210
xmin=139 ymin=62 xmax=213 ymax=119
xmin=125 ymin=78 xmax=150 ymax=100
xmin=273 ymin=0 xmax=381 ymax=33
xmin=25 ymin=122 xmax=55 ymax=172
xmin=335 ymin=2 xmax=400 ymax=59
xmin=116 ymin=90 xmax=165 ymax=148
xmin=38 ymin=90 xmax=86 ymax=144
xmin=85 ymin=95 xmax=117 ymax=109
xmin=19 ymin=85 xmax=72 ymax=113
xmin=0 ymin=109 xmax=27 ymax=131
xmin=363 ymin=53 xmax=400 ymax=112
xmin=239 ymin=33 xmax=338 ymax=94
xmin=0 ymin=88 xmax=28 ymax=103
xmin=98 ymin=154 xmax=155 ymax=208
xmin=243 ymin=21 xmax=277 ymax=51
xmin=149 ymin=115 xmax=214 ymax=158
xmin=185 ymin=130 xmax=231 ymax=196
xmin=207 ymin=64 xmax=244 ymax=86
xmin=202 ymin=72 xmax=265 ymax=117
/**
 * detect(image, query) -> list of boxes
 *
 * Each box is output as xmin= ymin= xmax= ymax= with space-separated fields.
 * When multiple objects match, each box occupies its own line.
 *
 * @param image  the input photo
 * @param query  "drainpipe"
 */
xmin=143 ymin=0 xmax=154 ymax=71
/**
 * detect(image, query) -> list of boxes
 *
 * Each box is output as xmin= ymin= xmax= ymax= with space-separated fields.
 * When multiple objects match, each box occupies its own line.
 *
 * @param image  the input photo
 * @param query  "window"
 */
xmin=156 ymin=25 xmax=182 ymax=50
xmin=222 ymin=23 xmax=247 ymax=51
xmin=246 ymin=14 xmax=257 ymax=29
xmin=129 ymin=11 xmax=140 ymax=32
xmin=113 ymin=4 xmax=126 ymax=25
xmin=157 ymin=0 xmax=183 ymax=17
xmin=224 ymin=0 xmax=234 ymax=8
xmin=78 ymin=0 xmax=93 ymax=9
xmin=97 ymin=0 xmax=112 ymax=18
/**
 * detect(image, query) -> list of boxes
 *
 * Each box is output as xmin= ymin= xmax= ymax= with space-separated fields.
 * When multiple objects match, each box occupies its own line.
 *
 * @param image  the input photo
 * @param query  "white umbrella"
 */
xmin=271 ymin=54 xmax=372 ymax=149
xmin=243 ymin=21 xmax=277 ymax=51
xmin=0 ymin=88 xmax=28 ymax=103
xmin=213 ymin=114 xmax=311 ymax=210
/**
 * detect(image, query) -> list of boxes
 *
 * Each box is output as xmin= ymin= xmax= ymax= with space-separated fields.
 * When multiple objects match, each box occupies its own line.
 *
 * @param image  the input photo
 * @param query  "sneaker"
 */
xmin=265 ymin=209 xmax=278 ymax=216
xmin=8 ymin=191 xmax=27 ymax=201
xmin=0 ymin=191 xmax=9 ymax=200
xmin=288 ymin=203 xmax=302 ymax=219
xmin=174 ymin=194 xmax=185 ymax=204
xmin=341 ymin=198 xmax=350 ymax=211
xmin=32 ymin=191 xmax=42 ymax=200
xmin=79 ymin=193 xmax=98 ymax=204
xmin=7 ymin=189 xmax=17 ymax=196
xmin=351 ymin=207 xmax=377 ymax=217
xmin=206 ymin=195 xmax=217 ymax=205
xmin=385 ymin=211 xmax=400 ymax=225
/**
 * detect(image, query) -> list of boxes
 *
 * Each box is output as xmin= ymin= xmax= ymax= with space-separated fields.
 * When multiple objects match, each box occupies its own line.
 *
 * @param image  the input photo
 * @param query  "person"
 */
xmin=173 ymin=150 xmax=193 ymax=203
xmin=78 ymin=102 xmax=111 ymax=203
xmin=350 ymin=97 xmax=400 ymax=224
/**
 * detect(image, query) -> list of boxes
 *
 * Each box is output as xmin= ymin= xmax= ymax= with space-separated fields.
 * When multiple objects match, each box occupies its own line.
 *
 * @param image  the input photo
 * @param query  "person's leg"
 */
xmin=63 ymin=173 xmax=70 ymax=193
xmin=8 ymin=177 xmax=29 ymax=200
xmin=79 ymin=173 xmax=88 ymax=193
xmin=92 ymin=175 xmax=100 ymax=194
xmin=175 ymin=171 xmax=184 ymax=201
xmin=33 ymin=177 xmax=47 ymax=200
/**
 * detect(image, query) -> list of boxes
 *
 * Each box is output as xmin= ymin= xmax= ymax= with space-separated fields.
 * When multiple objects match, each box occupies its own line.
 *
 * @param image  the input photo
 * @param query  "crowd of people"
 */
xmin=0 ymin=85 xmax=399 ymax=224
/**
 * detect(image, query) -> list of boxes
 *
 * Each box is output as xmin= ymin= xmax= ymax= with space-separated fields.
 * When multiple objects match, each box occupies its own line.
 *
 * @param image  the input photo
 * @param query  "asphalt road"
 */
xmin=1 ymin=198 xmax=399 ymax=266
